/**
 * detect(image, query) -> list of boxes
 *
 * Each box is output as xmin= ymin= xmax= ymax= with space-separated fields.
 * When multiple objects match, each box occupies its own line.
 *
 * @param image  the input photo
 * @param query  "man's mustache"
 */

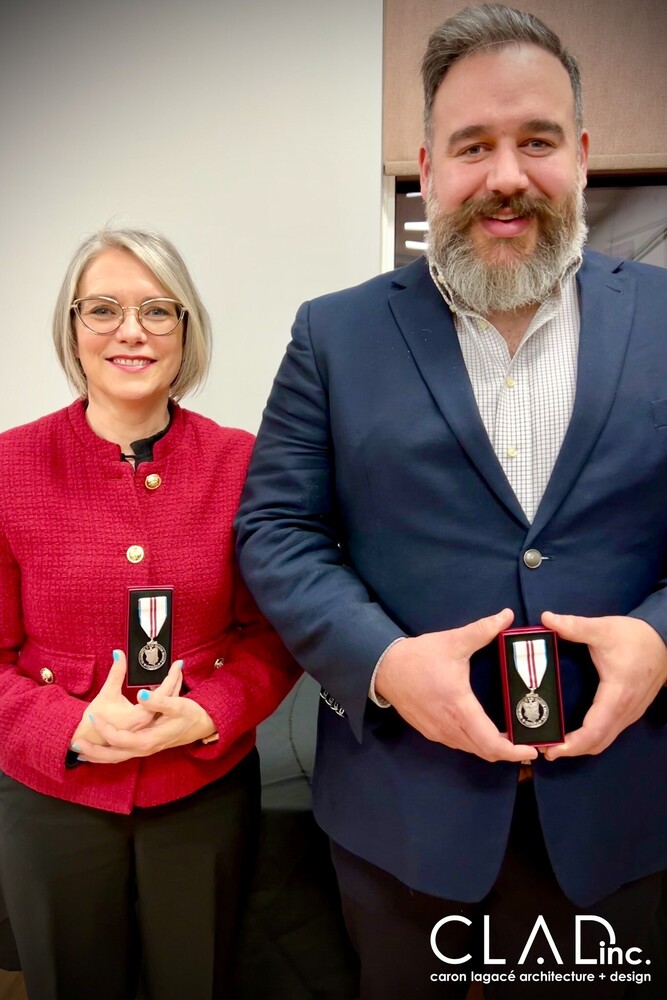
xmin=449 ymin=194 xmax=562 ymax=231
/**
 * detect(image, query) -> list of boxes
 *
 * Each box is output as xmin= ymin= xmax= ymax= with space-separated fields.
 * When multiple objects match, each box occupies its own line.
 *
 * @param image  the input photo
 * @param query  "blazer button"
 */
xmin=214 ymin=657 xmax=225 ymax=668
xmin=523 ymin=548 xmax=543 ymax=569
xmin=145 ymin=474 xmax=162 ymax=491
xmin=40 ymin=667 xmax=54 ymax=684
xmin=126 ymin=545 xmax=145 ymax=564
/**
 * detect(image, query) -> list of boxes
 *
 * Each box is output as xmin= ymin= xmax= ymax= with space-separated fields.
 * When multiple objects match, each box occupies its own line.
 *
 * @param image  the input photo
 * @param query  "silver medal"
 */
xmin=516 ymin=691 xmax=549 ymax=728
xmin=138 ymin=639 xmax=167 ymax=671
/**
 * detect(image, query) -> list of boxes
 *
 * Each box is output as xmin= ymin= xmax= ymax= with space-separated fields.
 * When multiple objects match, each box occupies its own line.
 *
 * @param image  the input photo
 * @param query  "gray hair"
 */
xmin=422 ymin=4 xmax=583 ymax=145
xmin=53 ymin=227 xmax=212 ymax=400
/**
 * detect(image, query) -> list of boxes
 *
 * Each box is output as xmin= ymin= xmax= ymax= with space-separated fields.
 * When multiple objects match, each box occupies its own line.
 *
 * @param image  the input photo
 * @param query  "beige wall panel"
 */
xmin=384 ymin=0 xmax=667 ymax=175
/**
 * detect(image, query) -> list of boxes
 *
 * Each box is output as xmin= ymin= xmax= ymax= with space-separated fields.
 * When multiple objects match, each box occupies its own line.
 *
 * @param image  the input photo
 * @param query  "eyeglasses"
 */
xmin=71 ymin=296 xmax=186 ymax=336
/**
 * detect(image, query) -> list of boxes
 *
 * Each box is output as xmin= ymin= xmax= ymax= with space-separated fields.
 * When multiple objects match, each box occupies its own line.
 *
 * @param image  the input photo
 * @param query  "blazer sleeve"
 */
xmin=0 ymin=525 xmax=88 ymax=782
xmin=629 ymin=588 xmax=667 ymax=646
xmin=235 ymin=301 xmax=405 ymax=742
xmin=183 ymin=558 xmax=303 ymax=760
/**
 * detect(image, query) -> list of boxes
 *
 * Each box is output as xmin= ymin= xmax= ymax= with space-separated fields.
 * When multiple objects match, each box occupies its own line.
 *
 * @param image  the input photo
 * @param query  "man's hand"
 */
xmin=375 ymin=608 xmax=536 ymax=763
xmin=541 ymin=612 xmax=667 ymax=760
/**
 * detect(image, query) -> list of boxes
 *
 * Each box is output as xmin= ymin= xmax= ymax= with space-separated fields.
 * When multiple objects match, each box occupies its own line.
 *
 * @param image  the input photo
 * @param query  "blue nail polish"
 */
xmin=88 ymin=713 xmax=95 ymax=723
xmin=71 ymin=744 xmax=81 ymax=752
xmin=175 ymin=660 xmax=184 ymax=670
xmin=138 ymin=689 xmax=150 ymax=702
xmin=113 ymin=650 xmax=120 ymax=662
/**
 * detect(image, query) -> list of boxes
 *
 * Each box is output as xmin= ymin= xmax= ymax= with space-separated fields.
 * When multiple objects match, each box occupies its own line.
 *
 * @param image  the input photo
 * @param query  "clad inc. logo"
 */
xmin=428 ymin=915 xmax=652 ymax=988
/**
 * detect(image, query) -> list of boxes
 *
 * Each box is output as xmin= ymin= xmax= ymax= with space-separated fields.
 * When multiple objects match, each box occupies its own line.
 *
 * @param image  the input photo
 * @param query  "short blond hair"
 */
xmin=53 ymin=228 xmax=212 ymax=400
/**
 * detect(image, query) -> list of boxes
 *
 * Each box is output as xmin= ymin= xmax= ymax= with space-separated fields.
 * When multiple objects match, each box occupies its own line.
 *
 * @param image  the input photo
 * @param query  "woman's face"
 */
xmin=74 ymin=248 xmax=184 ymax=412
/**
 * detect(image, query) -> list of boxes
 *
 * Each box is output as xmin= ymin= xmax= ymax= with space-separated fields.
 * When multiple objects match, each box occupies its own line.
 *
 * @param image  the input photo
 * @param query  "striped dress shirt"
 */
xmin=430 ymin=261 xmax=581 ymax=523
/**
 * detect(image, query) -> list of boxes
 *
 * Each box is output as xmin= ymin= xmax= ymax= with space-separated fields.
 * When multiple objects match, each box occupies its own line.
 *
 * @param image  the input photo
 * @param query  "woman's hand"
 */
xmin=70 ymin=650 xmax=182 ymax=749
xmin=73 ymin=663 xmax=215 ymax=763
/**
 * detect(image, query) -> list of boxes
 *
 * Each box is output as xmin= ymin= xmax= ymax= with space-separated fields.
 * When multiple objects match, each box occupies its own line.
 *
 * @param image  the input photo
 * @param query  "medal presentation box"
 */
xmin=126 ymin=587 xmax=174 ymax=687
xmin=498 ymin=627 xmax=564 ymax=746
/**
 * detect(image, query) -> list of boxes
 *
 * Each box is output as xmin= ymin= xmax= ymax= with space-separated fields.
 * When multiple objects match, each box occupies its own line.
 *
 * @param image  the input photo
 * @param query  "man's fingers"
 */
xmin=544 ymin=726 xmax=608 ymax=759
xmin=452 ymin=608 xmax=515 ymax=658
xmin=456 ymin=695 xmax=537 ymax=763
xmin=541 ymin=611 xmax=602 ymax=646
xmin=544 ymin=698 xmax=620 ymax=759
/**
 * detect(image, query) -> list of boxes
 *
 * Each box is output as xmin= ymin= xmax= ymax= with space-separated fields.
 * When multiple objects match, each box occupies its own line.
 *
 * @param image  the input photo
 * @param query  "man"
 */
xmin=236 ymin=5 xmax=667 ymax=997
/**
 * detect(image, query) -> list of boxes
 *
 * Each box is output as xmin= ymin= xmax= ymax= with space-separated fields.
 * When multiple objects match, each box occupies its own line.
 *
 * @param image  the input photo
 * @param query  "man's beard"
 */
xmin=425 ymin=184 xmax=588 ymax=315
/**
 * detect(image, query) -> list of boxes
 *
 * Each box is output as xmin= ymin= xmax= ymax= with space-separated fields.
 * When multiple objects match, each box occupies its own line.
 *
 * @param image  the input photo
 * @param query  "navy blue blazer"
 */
xmin=236 ymin=251 xmax=667 ymax=906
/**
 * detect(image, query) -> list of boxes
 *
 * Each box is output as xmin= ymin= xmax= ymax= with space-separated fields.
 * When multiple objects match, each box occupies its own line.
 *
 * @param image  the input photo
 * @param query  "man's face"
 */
xmin=419 ymin=43 xmax=589 ymax=313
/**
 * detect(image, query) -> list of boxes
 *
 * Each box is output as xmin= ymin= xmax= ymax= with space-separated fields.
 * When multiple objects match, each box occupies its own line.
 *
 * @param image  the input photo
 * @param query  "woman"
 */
xmin=0 ymin=228 xmax=300 ymax=1000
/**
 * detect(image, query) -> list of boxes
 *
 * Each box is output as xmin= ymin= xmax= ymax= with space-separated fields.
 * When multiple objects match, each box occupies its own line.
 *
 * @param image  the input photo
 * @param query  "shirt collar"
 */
xmin=128 ymin=409 xmax=173 ymax=464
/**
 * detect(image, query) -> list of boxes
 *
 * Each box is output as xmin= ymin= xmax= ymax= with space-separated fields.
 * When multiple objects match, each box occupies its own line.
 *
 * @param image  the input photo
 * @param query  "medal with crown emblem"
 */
xmin=137 ymin=595 xmax=168 ymax=671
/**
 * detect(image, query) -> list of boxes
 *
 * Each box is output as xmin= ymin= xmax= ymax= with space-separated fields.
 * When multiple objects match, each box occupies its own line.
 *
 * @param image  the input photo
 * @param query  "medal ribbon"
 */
xmin=138 ymin=596 xmax=168 ymax=641
xmin=512 ymin=638 xmax=547 ymax=692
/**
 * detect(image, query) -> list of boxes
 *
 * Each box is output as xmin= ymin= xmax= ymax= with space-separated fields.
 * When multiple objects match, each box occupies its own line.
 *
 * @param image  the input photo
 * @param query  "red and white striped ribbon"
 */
xmin=512 ymin=638 xmax=547 ymax=691
xmin=138 ymin=595 xmax=167 ymax=641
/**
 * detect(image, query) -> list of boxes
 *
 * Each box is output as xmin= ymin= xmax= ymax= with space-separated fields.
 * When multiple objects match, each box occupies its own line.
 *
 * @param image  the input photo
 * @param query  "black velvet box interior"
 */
xmin=499 ymin=627 xmax=564 ymax=746
xmin=126 ymin=587 xmax=174 ymax=687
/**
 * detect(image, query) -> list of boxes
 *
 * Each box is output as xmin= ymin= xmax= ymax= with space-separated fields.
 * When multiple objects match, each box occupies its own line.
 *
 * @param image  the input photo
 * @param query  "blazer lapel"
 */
xmin=529 ymin=252 xmax=636 ymax=539
xmin=388 ymin=259 xmax=528 ymax=526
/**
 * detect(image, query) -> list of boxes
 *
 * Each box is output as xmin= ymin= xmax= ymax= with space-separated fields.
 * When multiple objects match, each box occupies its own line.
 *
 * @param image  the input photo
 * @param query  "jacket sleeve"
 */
xmin=0 ymin=525 xmax=88 ymax=782
xmin=183 ymin=558 xmax=302 ymax=760
xmin=629 ymin=587 xmax=667 ymax=647
xmin=235 ymin=301 xmax=405 ymax=742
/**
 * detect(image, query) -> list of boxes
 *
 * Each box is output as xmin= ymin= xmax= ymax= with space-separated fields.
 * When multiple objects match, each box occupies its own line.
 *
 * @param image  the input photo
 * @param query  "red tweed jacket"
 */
xmin=0 ymin=400 xmax=300 ymax=813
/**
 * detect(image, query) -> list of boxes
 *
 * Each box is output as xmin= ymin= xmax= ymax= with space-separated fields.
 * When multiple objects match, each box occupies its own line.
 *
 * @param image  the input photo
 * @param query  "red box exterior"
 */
xmin=498 ymin=625 xmax=565 ymax=746
xmin=126 ymin=586 xmax=174 ymax=688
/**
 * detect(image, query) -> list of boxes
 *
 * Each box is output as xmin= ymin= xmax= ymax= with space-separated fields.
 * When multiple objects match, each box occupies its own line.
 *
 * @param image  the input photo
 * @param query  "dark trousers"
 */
xmin=0 ymin=751 xmax=260 ymax=1000
xmin=236 ymin=809 xmax=360 ymax=1000
xmin=331 ymin=782 xmax=664 ymax=1000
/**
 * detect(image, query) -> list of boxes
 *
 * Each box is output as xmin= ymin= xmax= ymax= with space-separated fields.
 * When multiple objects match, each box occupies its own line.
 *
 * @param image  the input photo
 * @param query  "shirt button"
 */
xmin=507 ymin=447 xmax=518 ymax=458
xmin=40 ymin=667 xmax=54 ymax=684
xmin=523 ymin=548 xmax=543 ymax=569
xmin=505 ymin=376 xmax=515 ymax=388
xmin=145 ymin=474 xmax=162 ymax=491
xmin=126 ymin=545 xmax=145 ymax=564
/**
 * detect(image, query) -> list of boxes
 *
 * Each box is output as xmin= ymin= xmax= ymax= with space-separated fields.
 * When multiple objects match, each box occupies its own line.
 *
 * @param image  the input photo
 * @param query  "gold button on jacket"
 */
xmin=145 ymin=474 xmax=162 ymax=491
xmin=126 ymin=545 xmax=145 ymax=564
xmin=40 ymin=667 xmax=54 ymax=684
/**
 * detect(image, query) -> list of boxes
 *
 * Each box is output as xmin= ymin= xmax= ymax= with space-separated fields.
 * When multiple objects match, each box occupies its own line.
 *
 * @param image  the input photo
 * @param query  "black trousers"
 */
xmin=0 ymin=890 xmax=20 ymax=972
xmin=236 ymin=809 xmax=360 ymax=1000
xmin=331 ymin=782 xmax=664 ymax=1000
xmin=0 ymin=751 xmax=260 ymax=1000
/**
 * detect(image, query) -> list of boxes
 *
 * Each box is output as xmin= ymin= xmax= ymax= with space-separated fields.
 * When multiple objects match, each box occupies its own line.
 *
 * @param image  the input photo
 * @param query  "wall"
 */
xmin=0 ymin=0 xmax=383 ymax=433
